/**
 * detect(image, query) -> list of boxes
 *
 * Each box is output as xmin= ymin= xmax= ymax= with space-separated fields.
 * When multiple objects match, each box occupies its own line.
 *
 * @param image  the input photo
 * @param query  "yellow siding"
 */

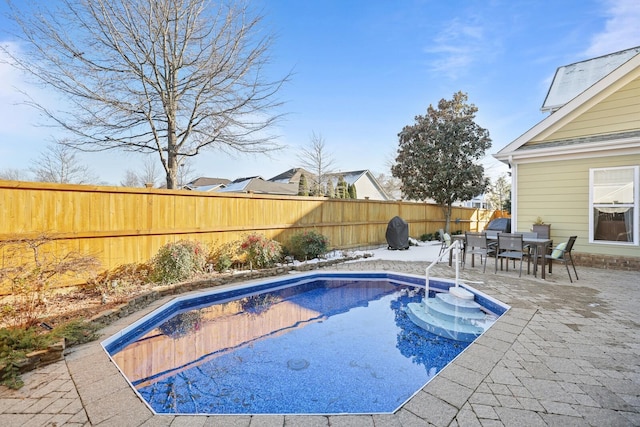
xmin=528 ymin=74 xmax=640 ymax=145
xmin=517 ymin=154 xmax=640 ymax=258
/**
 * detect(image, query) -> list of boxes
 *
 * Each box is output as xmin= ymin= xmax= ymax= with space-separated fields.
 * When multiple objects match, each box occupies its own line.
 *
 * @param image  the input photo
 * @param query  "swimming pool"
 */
xmin=102 ymin=271 xmax=508 ymax=415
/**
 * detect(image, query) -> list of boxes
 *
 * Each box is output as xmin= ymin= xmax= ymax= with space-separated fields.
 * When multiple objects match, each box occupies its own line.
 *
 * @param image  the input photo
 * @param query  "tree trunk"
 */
xmin=443 ymin=204 xmax=453 ymax=233
xmin=166 ymin=131 xmax=178 ymax=189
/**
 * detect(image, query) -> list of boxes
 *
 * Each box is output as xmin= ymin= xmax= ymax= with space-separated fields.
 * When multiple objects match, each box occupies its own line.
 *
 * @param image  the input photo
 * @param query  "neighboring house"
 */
xmin=269 ymin=168 xmax=316 ymax=185
xmin=458 ymin=194 xmax=490 ymax=210
xmin=326 ymin=170 xmax=392 ymax=201
xmin=268 ymin=168 xmax=392 ymax=200
xmin=183 ymin=177 xmax=231 ymax=192
xmin=216 ymin=176 xmax=298 ymax=196
xmin=495 ymin=46 xmax=640 ymax=269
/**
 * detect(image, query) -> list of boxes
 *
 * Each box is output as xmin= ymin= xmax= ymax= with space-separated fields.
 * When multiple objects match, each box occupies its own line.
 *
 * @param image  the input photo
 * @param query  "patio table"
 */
xmin=449 ymin=234 xmax=553 ymax=279
xmin=522 ymin=237 xmax=553 ymax=279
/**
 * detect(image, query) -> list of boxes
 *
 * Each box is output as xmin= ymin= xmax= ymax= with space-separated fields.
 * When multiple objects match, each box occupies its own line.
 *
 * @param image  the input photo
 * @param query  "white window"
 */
xmin=589 ymin=166 xmax=638 ymax=245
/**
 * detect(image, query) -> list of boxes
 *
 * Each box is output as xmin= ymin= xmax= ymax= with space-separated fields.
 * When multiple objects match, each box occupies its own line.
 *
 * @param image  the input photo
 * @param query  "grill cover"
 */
xmin=385 ymin=216 xmax=409 ymax=250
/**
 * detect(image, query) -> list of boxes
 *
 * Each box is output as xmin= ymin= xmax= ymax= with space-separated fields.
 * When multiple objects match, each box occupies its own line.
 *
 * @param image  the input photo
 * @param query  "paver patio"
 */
xmin=1 ymin=243 xmax=639 ymax=426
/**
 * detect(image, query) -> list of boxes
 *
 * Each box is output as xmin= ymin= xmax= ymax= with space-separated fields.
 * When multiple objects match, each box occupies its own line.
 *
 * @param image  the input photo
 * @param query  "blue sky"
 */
xmin=1 ymin=0 xmax=640 ymax=185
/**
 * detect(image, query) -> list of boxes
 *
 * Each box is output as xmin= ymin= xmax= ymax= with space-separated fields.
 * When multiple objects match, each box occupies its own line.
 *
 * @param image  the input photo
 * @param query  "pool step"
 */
xmin=405 ymin=290 xmax=486 ymax=342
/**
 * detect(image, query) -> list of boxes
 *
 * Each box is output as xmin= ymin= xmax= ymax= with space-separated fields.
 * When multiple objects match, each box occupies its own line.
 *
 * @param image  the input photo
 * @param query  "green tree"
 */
xmin=325 ymin=179 xmax=335 ymax=198
xmin=503 ymin=195 xmax=512 ymax=214
xmin=2 ymin=0 xmax=289 ymax=189
xmin=348 ymin=183 xmax=357 ymax=199
xmin=392 ymin=91 xmax=491 ymax=232
xmin=336 ymin=176 xmax=348 ymax=199
xmin=298 ymin=174 xmax=309 ymax=196
xmin=486 ymin=174 xmax=511 ymax=212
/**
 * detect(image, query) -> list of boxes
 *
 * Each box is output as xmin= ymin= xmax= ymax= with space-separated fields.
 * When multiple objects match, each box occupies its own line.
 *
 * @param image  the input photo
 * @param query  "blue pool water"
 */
xmin=103 ymin=272 xmax=507 ymax=415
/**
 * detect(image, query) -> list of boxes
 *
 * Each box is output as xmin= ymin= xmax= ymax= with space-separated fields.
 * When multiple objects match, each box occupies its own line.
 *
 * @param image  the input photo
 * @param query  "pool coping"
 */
xmin=5 ymin=258 xmax=639 ymax=426
xmin=66 ymin=307 xmax=531 ymax=426
xmin=100 ymin=270 xmax=511 ymax=417
xmin=73 ymin=270 xmax=518 ymax=423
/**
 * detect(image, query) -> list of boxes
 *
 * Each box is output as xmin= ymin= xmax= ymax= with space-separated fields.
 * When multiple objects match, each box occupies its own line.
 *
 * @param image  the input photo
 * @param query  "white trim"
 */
xmin=501 ymin=138 xmax=640 ymax=165
xmin=511 ymin=163 xmax=518 ymax=232
xmin=588 ymin=165 xmax=639 ymax=246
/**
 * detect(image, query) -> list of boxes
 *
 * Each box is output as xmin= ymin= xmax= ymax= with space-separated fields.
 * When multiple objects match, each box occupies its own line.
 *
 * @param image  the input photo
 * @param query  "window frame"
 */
xmin=589 ymin=165 xmax=639 ymax=245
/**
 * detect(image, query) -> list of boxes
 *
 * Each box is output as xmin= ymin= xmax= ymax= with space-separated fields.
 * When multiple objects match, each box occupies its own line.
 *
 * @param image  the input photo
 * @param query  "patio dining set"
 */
xmin=442 ymin=229 xmax=579 ymax=282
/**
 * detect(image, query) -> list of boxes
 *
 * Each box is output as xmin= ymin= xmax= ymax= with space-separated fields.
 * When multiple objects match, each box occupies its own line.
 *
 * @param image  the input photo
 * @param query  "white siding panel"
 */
xmin=354 ymin=176 xmax=387 ymax=200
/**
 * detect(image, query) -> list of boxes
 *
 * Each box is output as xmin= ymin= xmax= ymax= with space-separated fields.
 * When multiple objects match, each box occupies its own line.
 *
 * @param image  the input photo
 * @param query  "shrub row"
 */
xmin=148 ymin=230 xmax=329 ymax=285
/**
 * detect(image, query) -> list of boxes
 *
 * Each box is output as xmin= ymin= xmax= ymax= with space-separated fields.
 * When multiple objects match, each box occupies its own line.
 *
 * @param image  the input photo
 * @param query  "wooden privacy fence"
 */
xmin=0 ymin=180 xmax=504 ymax=291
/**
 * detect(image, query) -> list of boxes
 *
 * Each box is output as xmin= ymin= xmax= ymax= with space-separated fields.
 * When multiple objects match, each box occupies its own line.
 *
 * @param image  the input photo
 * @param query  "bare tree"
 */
xmin=297 ymin=132 xmax=337 ymax=196
xmin=141 ymin=158 xmax=163 ymax=188
xmin=374 ymin=172 xmax=402 ymax=200
xmin=30 ymin=143 xmax=98 ymax=184
xmin=121 ymin=158 xmax=163 ymax=188
xmin=0 ymin=233 xmax=100 ymax=328
xmin=3 ymin=0 xmax=289 ymax=189
xmin=0 ymin=168 xmax=30 ymax=181
xmin=177 ymin=159 xmax=198 ymax=188
xmin=120 ymin=170 xmax=141 ymax=188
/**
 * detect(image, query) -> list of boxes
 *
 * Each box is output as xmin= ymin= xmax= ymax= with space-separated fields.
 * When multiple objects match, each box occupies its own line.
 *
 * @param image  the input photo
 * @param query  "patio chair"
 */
xmin=464 ymin=232 xmax=495 ymax=273
xmin=545 ymin=236 xmax=578 ymax=282
xmin=438 ymin=229 xmax=451 ymax=256
xmin=495 ymin=233 xmax=531 ymax=277
xmin=485 ymin=229 xmax=500 ymax=240
xmin=520 ymin=231 xmax=537 ymax=254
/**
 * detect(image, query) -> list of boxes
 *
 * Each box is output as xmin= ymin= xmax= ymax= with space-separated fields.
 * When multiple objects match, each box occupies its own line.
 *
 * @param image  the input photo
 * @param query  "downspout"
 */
xmin=509 ymin=155 xmax=517 ymax=231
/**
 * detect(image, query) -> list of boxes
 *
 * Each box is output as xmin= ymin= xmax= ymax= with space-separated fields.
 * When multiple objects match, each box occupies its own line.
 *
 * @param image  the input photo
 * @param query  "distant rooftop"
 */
xmin=541 ymin=46 xmax=640 ymax=113
xmin=186 ymin=177 xmax=231 ymax=187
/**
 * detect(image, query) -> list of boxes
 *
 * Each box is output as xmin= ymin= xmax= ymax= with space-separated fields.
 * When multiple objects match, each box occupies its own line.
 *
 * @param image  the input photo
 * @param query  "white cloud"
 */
xmin=425 ymin=18 xmax=486 ymax=78
xmin=0 ymin=42 xmax=26 ymax=106
xmin=585 ymin=0 xmax=640 ymax=56
xmin=424 ymin=10 xmax=505 ymax=81
xmin=0 ymin=42 xmax=57 ymax=135
xmin=0 ymin=43 xmax=46 ymax=165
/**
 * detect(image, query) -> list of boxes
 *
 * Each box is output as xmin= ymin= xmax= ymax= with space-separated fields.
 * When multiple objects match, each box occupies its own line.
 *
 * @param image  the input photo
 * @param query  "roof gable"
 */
xmin=542 ymin=46 xmax=640 ymax=112
xmin=496 ymin=50 xmax=640 ymax=162
xmin=217 ymin=177 xmax=297 ymax=195
xmin=187 ymin=177 xmax=231 ymax=186
xmin=326 ymin=170 xmax=367 ymax=185
xmin=268 ymin=168 xmax=315 ymax=183
xmin=327 ymin=170 xmax=391 ymax=200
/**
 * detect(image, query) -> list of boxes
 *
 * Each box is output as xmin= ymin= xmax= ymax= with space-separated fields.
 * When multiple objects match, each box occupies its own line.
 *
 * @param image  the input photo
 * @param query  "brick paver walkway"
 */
xmin=1 ymin=249 xmax=639 ymax=426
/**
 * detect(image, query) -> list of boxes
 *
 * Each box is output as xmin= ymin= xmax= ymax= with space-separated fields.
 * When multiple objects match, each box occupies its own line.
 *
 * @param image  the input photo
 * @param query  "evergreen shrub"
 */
xmin=209 ymin=241 xmax=239 ymax=272
xmin=419 ymin=233 xmax=434 ymax=241
xmin=239 ymin=233 xmax=282 ymax=268
xmin=288 ymin=230 xmax=329 ymax=261
xmin=150 ymin=240 xmax=206 ymax=284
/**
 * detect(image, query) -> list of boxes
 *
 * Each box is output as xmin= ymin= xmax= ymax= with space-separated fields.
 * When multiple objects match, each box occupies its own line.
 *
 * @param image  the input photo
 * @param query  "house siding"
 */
xmin=516 ymin=155 xmax=640 ymax=259
xmin=526 ymin=73 xmax=640 ymax=145
xmin=354 ymin=176 xmax=386 ymax=200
